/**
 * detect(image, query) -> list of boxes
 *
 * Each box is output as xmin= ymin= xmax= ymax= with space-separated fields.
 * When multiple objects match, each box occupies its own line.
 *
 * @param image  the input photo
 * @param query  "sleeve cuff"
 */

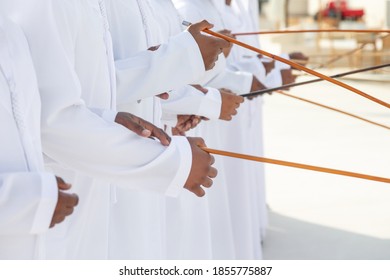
xmin=199 ymin=87 xmax=222 ymax=120
xmin=265 ymin=68 xmax=283 ymax=88
xmin=164 ymin=136 xmax=192 ymax=197
xmin=30 ymin=173 xmax=58 ymax=234
xmin=89 ymin=108 xmax=118 ymax=123
xmin=161 ymin=112 xmax=178 ymax=128
xmin=180 ymin=30 xmax=206 ymax=79
xmin=205 ymin=69 xmax=253 ymax=95
xmin=160 ymin=85 xmax=220 ymax=120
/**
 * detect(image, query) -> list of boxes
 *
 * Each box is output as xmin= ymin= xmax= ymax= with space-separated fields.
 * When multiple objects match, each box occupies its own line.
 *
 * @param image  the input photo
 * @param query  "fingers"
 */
xmin=56 ymin=176 xmax=65 ymax=185
xmin=56 ymin=176 xmax=71 ymax=191
xmin=214 ymin=36 xmax=231 ymax=49
xmin=60 ymin=192 xmax=79 ymax=208
xmin=190 ymin=158 xmax=218 ymax=195
xmin=157 ymin=92 xmax=169 ymax=100
xmin=250 ymin=76 xmax=267 ymax=92
xmin=191 ymin=185 xmax=206 ymax=197
xmin=50 ymin=216 xmax=65 ymax=228
xmin=184 ymin=137 xmax=218 ymax=197
xmin=188 ymin=20 xmax=214 ymax=32
xmin=132 ymin=123 xmax=152 ymax=138
xmin=147 ymin=45 xmax=161 ymax=51
xmin=69 ymin=193 xmax=79 ymax=207
xmin=188 ymin=20 xmax=230 ymax=70
xmin=115 ymin=112 xmax=171 ymax=145
xmin=219 ymin=90 xmax=244 ymax=121
xmin=50 ymin=192 xmax=79 ymax=228
xmin=148 ymin=126 xmax=171 ymax=146
xmin=281 ymin=69 xmax=297 ymax=86
xmin=190 ymin=116 xmax=201 ymax=128
xmin=236 ymin=95 xmax=244 ymax=104
xmin=208 ymin=166 xmax=218 ymax=179
xmin=191 ymin=137 xmax=206 ymax=148
xmin=134 ymin=116 xmax=171 ymax=145
xmin=191 ymin=84 xmax=209 ymax=94
xmin=115 ymin=112 xmax=151 ymax=138
xmin=202 ymin=177 xmax=213 ymax=189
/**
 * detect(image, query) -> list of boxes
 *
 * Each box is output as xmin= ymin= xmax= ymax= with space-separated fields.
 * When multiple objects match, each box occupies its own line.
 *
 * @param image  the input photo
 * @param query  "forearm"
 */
xmin=42 ymin=105 xmax=191 ymax=196
xmin=116 ymin=31 xmax=205 ymax=104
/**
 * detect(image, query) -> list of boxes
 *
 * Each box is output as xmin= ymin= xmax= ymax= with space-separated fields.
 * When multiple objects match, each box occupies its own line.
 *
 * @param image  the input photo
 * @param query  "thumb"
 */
xmin=190 ymin=20 xmax=214 ymax=32
xmin=56 ymin=176 xmax=72 ymax=191
xmin=192 ymin=137 xmax=207 ymax=148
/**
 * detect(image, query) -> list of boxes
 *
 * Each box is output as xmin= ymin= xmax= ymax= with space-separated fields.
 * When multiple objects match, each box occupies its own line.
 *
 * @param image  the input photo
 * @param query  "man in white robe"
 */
xmin=174 ymin=0 xmax=308 ymax=259
xmin=0 ymin=16 xmax=78 ymax=259
xmin=105 ymin=0 xmax=247 ymax=259
xmin=148 ymin=0 xmax=239 ymax=259
xmin=173 ymin=0 xmax=268 ymax=259
xmin=1 ymin=0 xmax=218 ymax=259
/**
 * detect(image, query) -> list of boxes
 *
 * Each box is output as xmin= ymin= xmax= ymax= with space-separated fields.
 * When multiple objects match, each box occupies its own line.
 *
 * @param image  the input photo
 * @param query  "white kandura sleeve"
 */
xmin=229 ymin=56 xmax=267 ymax=85
xmin=14 ymin=1 xmax=191 ymax=196
xmin=275 ymin=53 xmax=291 ymax=70
xmin=89 ymin=108 xmax=118 ymax=123
xmin=115 ymin=31 xmax=205 ymax=105
xmin=194 ymin=53 xmax=226 ymax=86
xmin=205 ymin=68 xmax=253 ymax=95
xmin=161 ymin=85 xmax=221 ymax=120
xmin=0 ymin=172 xmax=58 ymax=235
xmin=265 ymin=68 xmax=283 ymax=88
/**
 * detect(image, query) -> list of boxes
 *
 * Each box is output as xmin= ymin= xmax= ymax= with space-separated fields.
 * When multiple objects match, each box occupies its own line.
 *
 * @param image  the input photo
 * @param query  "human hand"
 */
xmin=172 ymin=115 xmax=201 ymax=135
xmin=50 ymin=177 xmax=78 ymax=228
xmin=184 ymin=137 xmax=218 ymax=197
xmin=187 ymin=20 xmax=231 ymax=70
xmin=248 ymin=76 xmax=268 ymax=99
xmin=281 ymin=69 xmax=297 ymax=88
xmin=250 ymin=76 xmax=267 ymax=92
xmin=289 ymin=52 xmax=309 ymax=67
xmin=219 ymin=88 xmax=244 ymax=121
xmin=157 ymin=92 xmax=170 ymax=100
xmin=148 ymin=45 xmax=161 ymax=51
xmin=261 ymin=59 xmax=275 ymax=75
xmin=115 ymin=112 xmax=171 ymax=146
xmin=217 ymin=29 xmax=234 ymax=57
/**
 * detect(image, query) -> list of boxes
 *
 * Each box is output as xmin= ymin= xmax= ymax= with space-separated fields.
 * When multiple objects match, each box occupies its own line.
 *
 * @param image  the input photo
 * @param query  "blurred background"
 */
xmin=255 ymin=0 xmax=390 ymax=259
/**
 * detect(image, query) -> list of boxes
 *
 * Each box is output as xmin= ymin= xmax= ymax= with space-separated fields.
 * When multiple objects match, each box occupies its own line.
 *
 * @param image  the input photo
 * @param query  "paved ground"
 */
xmin=261 ymin=76 xmax=390 ymax=259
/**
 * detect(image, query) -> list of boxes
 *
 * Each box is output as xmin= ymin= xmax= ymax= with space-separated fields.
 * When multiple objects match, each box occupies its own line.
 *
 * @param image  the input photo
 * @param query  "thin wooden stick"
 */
xmin=202 ymin=148 xmax=390 ymax=184
xmin=233 ymin=29 xmax=390 ymax=36
xmin=241 ymin=63 xmax=390 ymax=97
xmin=181 ymin=22 xmax=390 ymax=110
xmin=314 ymin=34 xmax=390 ymax=69
xmin=276 ymin=90 xmax=390 ymax=131
xmin=314 ymin=43 xmax=366 ymax=69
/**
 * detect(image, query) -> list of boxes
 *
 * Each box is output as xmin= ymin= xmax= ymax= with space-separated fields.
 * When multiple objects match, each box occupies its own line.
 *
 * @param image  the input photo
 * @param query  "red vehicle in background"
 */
xmin=316 ymin=0 xmax=365 ymax=21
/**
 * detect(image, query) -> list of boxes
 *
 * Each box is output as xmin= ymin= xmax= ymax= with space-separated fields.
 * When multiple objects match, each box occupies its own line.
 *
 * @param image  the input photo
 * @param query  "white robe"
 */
xmin=150 ymin=0 xmax=234 ymax=259
xmin=226 ymin=0 xmax=269 ymax=241
xmin=105 ymin=0 xmax=222 ymax=124
xmin=0 ymin=16 xmax=58 ymax=260
xmin=1 ymin=0 xmax=196 ymax=259
xmin=174 ymin=0 xmax=268 ymax=259
xmin=105 ymin=0 xmax=226 ymax=259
